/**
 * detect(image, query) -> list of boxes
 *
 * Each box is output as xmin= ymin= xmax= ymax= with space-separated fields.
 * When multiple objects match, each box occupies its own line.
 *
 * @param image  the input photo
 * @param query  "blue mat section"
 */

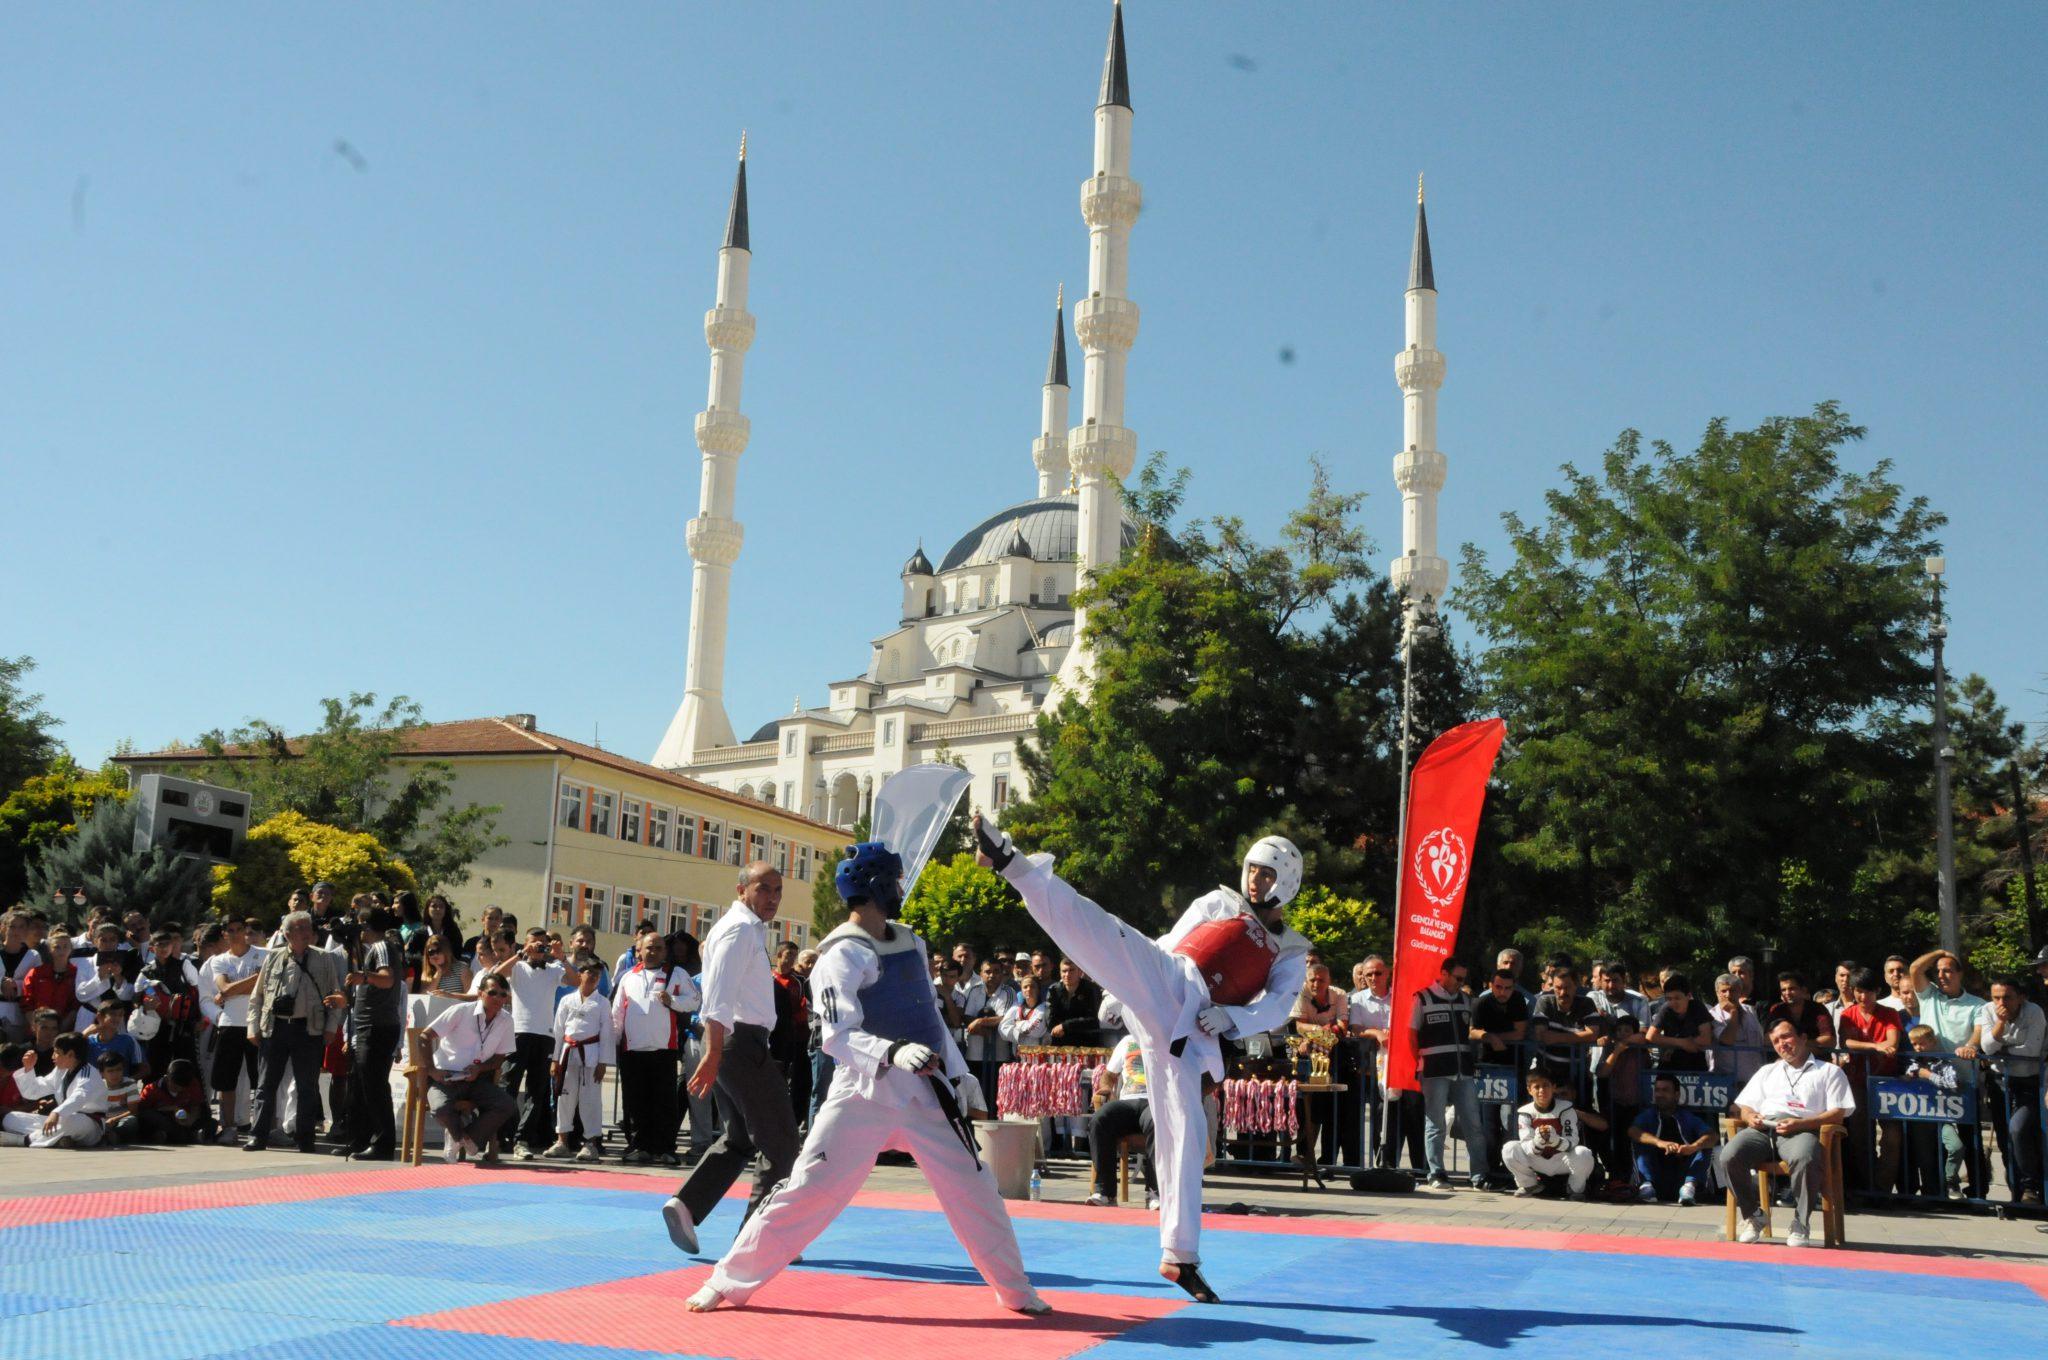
xmin=1 ymin=1180 xmax=2039 ymax=1359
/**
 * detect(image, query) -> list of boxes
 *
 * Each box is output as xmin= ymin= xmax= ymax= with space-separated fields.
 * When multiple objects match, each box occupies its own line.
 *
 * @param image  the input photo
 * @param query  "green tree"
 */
xmin=900 ymin=853 xmax=1048 ymax=956
xmin=1005 ymin=455 xmax=1468 ymax=928
xmin=0 ymin=655 xmax=63 ymax=796
xmin=192 ymin=693 xmax=502 ymax=890
xmin=26 ymin=801 xmax=214 ymax=928
xmin=1455 ymin=403 xmax=1943 ymax=970
xmin=0 ymin=757 xmax=130 ymax=905
xmin=212 ymin=811 xmax=418 ymax=927
xmin=1285 ymin=884 xmax=1388 ymax=973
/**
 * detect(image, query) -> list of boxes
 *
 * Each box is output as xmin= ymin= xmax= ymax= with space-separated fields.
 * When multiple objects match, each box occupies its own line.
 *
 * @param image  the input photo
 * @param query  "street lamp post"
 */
xmin=1926 ymin=556 xmax=1959 ymax=956
xmin=1395 ymin=596 xmax=1438 ymax=901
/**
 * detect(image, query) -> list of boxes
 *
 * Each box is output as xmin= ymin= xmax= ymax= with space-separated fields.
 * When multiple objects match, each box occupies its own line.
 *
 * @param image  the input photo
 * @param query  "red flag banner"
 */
xmin=1384 ymin=717 xmax=1507 ymax=1094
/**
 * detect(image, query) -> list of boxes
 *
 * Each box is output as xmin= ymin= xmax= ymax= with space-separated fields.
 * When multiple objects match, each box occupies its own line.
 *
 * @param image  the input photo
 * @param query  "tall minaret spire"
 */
xmin=1033 ymin=285 xmax=1070 ymax=497
xmin=1059 ymin=0 xmax=1142 ymax=692
xmin=654 ymin=136 xmax=754 ymax=767
xmin=1391 ymin=173 xmax=1448 ymax=627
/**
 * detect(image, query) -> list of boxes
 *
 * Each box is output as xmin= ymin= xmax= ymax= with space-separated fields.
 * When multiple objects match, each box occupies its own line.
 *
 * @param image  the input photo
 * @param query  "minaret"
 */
xmin=1033 ymin=285 xmax=1070 ymax=497
xmin=1391 ymin=174 xmax=1448 ymax=626
xmin=654 ymin=136 xmax=753 ymax=767
xmin=1059 ymin=0 xmax=1141 ymax=690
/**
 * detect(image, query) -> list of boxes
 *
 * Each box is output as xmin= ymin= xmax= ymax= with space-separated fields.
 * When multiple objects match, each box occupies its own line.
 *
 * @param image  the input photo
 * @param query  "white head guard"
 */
xmin=1242 ymin=835 xmax=1304 ymax=908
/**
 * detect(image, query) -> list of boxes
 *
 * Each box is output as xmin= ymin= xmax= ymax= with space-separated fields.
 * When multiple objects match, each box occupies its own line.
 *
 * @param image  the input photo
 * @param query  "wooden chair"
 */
xmin=399 ymin=1031 xmax=432 ymax=1167
xmin=1115 ymin=1132 xmax=1150 ymax=1204
xmin=1719 ymin=1118 xmax=1847 ymax=1247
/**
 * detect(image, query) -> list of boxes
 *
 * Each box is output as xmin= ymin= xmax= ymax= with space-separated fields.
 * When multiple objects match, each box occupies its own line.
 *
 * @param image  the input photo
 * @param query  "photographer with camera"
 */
xmin=242 ymin=911 xmax=347 ymax=1153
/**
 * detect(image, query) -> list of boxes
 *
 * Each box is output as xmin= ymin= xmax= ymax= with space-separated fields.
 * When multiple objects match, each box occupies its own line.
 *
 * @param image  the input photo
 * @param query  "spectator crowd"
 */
xmin=5 ymin=882 xmax=2045 ymax=1246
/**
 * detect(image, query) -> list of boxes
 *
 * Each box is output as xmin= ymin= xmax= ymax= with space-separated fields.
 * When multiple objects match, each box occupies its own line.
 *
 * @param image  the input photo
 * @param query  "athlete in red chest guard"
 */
xmin=975 ymin=816 xmax=1309 ymax=1303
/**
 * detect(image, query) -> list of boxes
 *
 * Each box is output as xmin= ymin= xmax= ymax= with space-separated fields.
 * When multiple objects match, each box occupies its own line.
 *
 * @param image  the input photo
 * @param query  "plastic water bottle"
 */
xmin=1029 ymin=1168 xmax=1043 ymax=1201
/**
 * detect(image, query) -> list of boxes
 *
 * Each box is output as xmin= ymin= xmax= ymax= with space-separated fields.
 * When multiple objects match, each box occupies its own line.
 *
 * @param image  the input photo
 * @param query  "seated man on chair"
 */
xmin=1088 ymin=1019 xmax=1158 ymax=1208
xmin=1719 ymin=1016 xmax=1855 ymax=1247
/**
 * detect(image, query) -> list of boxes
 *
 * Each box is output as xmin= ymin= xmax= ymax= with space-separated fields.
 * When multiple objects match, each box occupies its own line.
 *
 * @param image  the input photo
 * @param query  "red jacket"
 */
xmin=21 ymin=964 xmax=78 ymax=1021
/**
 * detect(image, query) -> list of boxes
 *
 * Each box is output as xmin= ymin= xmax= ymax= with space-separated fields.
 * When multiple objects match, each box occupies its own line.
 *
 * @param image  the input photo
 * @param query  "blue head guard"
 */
xmin=836 ymin=841 xmax=906 ymax=914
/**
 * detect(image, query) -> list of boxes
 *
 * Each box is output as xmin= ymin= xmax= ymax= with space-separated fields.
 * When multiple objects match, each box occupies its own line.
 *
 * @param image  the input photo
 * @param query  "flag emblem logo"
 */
xmin=1413 ymin=827 xmax=1469 ymax=907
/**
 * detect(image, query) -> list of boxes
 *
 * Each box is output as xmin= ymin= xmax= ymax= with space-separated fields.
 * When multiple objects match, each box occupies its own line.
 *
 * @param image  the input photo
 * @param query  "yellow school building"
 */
xmin=119 ymin=715 xmax=842 ymax=960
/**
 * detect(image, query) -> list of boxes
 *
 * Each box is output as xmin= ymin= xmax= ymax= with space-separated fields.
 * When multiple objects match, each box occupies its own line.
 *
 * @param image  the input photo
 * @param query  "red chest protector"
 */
xmin=1172 ymin=913 xmax=1275 ymax=1007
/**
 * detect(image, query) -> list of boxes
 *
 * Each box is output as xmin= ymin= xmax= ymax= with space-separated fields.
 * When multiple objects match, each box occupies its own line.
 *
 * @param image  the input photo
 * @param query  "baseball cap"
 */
xmin=1014 ymin=952 xmax=1031 ymax=963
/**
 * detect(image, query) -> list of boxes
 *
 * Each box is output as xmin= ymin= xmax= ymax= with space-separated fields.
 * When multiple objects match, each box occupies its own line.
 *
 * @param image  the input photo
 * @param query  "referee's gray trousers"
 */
xmin=676 ymin=1023 xmax=801 ymax=1225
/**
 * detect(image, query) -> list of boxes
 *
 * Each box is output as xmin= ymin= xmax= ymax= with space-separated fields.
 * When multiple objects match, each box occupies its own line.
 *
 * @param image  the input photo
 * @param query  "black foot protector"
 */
xmin=973 ymin=816 xmax=1014 ymax=871
xmin=1161 ymin=1260 xmax=1221 ymax=1304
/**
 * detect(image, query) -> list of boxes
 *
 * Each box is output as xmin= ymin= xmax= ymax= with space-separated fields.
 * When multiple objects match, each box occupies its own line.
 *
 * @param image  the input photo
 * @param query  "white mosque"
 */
xmin=651 ymin=1 xmax=1450 ymax=831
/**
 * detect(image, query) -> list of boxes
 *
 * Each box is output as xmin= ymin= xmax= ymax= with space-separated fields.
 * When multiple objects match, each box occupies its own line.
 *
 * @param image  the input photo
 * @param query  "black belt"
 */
xmin=731 ymin=1022 xmax=770 ymax=1041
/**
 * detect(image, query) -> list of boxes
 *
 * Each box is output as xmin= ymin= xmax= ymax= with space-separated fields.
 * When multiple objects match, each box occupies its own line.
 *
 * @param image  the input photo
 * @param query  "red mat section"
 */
xmin=396 ymin=1265 xmax=1184 ymax=1358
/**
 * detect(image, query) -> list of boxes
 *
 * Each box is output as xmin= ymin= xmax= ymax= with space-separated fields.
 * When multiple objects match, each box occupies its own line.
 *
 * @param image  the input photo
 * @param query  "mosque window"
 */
xmin=784 ymin=730 xmax=798 ymax=755
xmin=992 ymin=775 xmax=1011 ymax=808
xmin=882 ymin=719 xmax=896 ymax=746
xmin=762 ymin=785 xmax=776 ymax=806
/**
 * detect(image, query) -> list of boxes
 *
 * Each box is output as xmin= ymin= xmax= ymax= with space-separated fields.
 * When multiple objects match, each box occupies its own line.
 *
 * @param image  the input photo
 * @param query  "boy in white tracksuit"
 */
xmin=975 ymin=818 xmax=1310 ymax=1304
xmin=689 ymin=841 xmax=1047 ymax=1316
xmin=548 ymin=957 xmax=617 ymax=1161
xmin=1503 ymin=1066 xmax=1597 ymax=1196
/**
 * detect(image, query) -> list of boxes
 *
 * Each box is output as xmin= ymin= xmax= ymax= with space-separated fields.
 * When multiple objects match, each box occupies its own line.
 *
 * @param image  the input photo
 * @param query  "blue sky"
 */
xmin=6 ymin=2 xmax=2044 ymax=764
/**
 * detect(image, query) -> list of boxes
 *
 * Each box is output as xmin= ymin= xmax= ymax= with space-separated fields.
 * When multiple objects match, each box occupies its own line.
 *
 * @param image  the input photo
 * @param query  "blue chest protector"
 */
xmin=823 ymin=923 xmax=949 ymax=1052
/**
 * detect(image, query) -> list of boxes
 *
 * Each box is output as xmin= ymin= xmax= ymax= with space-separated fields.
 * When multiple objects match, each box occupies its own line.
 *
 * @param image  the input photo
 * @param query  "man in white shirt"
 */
xmin=612 ymin=930 xmax=701 ymax=1165
xmin=417 ymin=974 xmax=517 ymax=1163
xmin=1719 ymin=1017 xmax=1856 ymax=1247
xmin=200 ymin=918 xmax=267 ymax=1143
xmin=492 ymin=927 xmax=579 ymax=1159
xmin=665 ymin=863 xmax=802 ymax=1255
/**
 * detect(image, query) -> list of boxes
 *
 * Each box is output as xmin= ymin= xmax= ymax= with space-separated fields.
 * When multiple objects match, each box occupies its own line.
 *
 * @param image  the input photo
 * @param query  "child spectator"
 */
xmin=999 ymin=974 xmax=1050 ymax=1047
xmin=86 ymin=1001 xmax=146 ymax=1078
xmin=1503 ymin=1065 xmax=1597 ymax=1198
xmin=99 ymin=1054 xmax=144 ymax=1144
xmin=22 ymin=931 xmax=82 ymax=1030
xmin=3 ymin=1032 xmax=108 ymax=1147
xmin=1901 ymin=1024 xmax=1962 ymax=1198
xmin=137 ymin=1058 xmax=219 ymax=1145
xmin=0 ymin=1043 xmax=27 ymax=1120
xmin=137 ymin=927 xmax=203 ymax=1075
xmin=200 ymin=917 xmax=265 ymax=1144
xmin=1629 ymin=1072 xmax=1715 ymax=1204
xmin=1596 ymin=1011 xmax=1648 ymax=1181
xmin=547 ymin=953 xmax=616 ymax=1161
xmin=1 ymin=911 xmax=42 ymax=1041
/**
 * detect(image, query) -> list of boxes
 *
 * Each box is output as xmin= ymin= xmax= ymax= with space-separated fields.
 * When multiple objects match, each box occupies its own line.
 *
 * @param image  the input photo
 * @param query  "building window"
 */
xmin=610 ymin=891 xmax=637 ymax=936
xmin=678 ymin=814 xmax=698 ymax=857
xmin=550 ymin=879 xmax=577 ymax=928
xmin=772 ymin=838 xmax=789 ymax=875
xmin=781 ymin=781 xmax=794 ymax=808
xmin=558 ymin=783 xmax=585 ymax=830
xmin=587 ymin=789 xmax=615 ymax=838
xmin=992 ymin=774 xmax=1011 ymax=808
xmin=747 ymin=831 xmax=767 ymax=864
xmin=644 ymin=894 xmax=669 ymax=935
xmin=784 ymin=730 xmax=798 ymax=756
xmin=882 ymin=719 xmax=896 ymax=746
xmin=649 ymin=806 xmax=671 ymax=850
xmin=993 ymin=751 xmax=1010 ymax=768
xmin=762 ymin=784 xmax=776 ymax=806
xmin=701 ymin=818 xmax=722 ymax=862
xmin=725 ymin=827 xmax=744 ymax=867
xmin=620 ymin=797 xmax=643 ymax=844
xmin=581 ymin=884 xmax=608 ymax=930
xmin=793 ymin=922 xmax=808 ymax=947
xmin=1043 ymin=576 xmax=1055 ymax=599
xmin=795 ymin=844 xmax=812 ymax=883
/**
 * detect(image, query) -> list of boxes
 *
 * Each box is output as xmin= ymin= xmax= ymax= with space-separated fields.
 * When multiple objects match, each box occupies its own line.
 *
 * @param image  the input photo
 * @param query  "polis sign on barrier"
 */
xmin=1476 ymin=1065 xmax=1516 ymax=1105
xmin=1869 ymin=1078 xmax=1976 ymax=1124
xmin=1638 ymin=1070 xmax=1734 ymax=1112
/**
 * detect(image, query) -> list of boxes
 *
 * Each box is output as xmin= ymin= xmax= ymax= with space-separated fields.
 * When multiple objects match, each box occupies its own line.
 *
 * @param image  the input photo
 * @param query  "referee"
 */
xmin=663 ymin=861 xmax=801 ymax=1254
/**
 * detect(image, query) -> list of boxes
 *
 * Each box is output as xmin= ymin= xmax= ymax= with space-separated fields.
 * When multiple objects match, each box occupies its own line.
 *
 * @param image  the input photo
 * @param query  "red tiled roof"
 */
xmin=119 ymin=717 xmax=844 ymax=836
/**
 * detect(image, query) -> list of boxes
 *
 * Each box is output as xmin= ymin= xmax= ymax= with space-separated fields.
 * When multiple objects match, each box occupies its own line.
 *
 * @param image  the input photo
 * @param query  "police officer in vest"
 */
xmin=688 ymin=841 xmax=1049 ymax=1316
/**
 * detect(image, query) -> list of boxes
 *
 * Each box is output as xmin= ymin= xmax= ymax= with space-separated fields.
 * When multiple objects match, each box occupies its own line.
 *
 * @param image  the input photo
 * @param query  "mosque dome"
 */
xmin=937 ymin=497 xmax=1140 ymax=572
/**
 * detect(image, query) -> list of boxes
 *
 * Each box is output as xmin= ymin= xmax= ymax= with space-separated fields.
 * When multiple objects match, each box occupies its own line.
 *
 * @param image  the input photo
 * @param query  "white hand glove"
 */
xmin=1196 ymin=1005 xmax=1232 ymax=1037
xmin=890 ymin=1042 xmax=938 ymax=1074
